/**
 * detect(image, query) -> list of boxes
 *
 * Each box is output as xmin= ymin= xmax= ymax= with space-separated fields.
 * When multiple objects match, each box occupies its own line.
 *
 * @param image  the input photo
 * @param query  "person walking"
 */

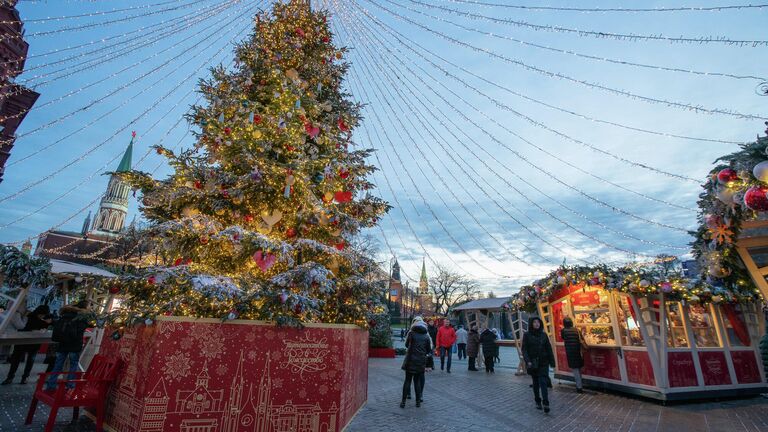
xmin=455 ymin=325 xmax=468 ymax=360
xmin=561 ymin=317 xmax=586 ymax=393
xmin=45 ymin=301 xmax=91 ymax=391
xmin=401 ymin=318 xmax=432 ymax=408
xmin=491 ymin=328 xmax=501 ymax=363
xmin=436 ymin=318 xmax=457 ymax=373
xmin=466 ymin=325 xmax=480 ymax=371
xmin=400 ymin=328 xmax=405 ymax=342
xmin=427 ymin=319 xmax=438 ymax=351
xmin=480 ymin=327 xmax=498 ymax=373
xmin=522 ymin=317 xmax=555 ymax=413
xmin=2 ymin=305 xmax=52 ymax=385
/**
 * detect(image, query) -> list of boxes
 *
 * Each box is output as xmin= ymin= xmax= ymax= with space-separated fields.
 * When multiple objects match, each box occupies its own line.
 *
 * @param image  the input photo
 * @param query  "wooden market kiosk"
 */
xmin=538 ymin=283 xmax=766 ymax=400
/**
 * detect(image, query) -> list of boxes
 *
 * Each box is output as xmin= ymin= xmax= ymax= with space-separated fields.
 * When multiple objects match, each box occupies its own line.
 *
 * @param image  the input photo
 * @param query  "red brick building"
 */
xmin=0 ymin=0 xmax=39 ymax=183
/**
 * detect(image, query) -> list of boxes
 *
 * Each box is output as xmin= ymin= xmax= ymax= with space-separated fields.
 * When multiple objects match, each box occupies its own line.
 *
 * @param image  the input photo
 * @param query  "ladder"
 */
xmin=0 ymin=284 xmax=31 ymax=336
xmin=506 ymin=310 xmax=528 ymax=375
xmin=78 ymin=285 xmax=116 ymax=370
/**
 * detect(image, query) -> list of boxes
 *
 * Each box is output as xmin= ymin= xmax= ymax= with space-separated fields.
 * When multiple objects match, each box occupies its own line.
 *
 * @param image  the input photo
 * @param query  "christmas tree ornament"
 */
xmin=253 ymin=250 xmax=277 ymax=272
xmin=286 ymin=68 xmax=300 ymax=81
xmin=337 ymin=118 xmax=349 ymax=132
xmin=250 ymin=168 xmax=262 ymax=182
xmin=109 ymin=286 xmax=121 ymax=294
xmin=714 ymin=186 xmax=735 ymax=204
xmin=334 ymin=191 xmax=352 ymax=203
xmin=322 ymin=191 xmax=333 ymax=203
xmin=251 ymin=112 xmax=262 ymax=124
xmin=145 ymin=318 xmax=154 ymax=326
xmin=744 ymin=186 xmax=768 ymax=211
xmin=716 ymin=168 xmax=739 ymax=184
xmin=261 ymin=209 xmax=283 ymax=228
xmin=218 ymin=113 xmax=225 ymax=123
xmin=305 ymin=122 xmax=320 ymax=138
xmin=286 ymin=227 xmax=297 ymax=238
xmin=284 ymin=173 xmax=295 ymax=198
xmin=338 ymin=167 xmax=350 ymax=179
xmin=279 ymin=291 xmax=289 ymax=303
xmin=752 ymin=160 xmax=768 ymax=182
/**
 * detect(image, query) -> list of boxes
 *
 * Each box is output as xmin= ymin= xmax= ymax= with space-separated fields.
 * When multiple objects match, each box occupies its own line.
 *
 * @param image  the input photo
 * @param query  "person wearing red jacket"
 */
xmin=436 ymin=318 xmax=457 ymax=373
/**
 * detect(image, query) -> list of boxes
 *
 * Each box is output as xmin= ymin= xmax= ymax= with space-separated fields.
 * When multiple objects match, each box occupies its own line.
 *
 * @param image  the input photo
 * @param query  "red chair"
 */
xmin=26 ymin=354 xmax=121 ymax=432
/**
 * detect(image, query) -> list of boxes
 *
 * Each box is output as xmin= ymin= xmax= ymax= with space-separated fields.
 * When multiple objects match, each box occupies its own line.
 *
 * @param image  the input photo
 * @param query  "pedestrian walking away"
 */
xmin=427 ymin=319 xmax=438 ymax=350
xmin=561 ymin=317 xmax=587 ymax=393
xmin=2 ymin=305 xmax=52 ymax=385
xmin=436 ymin=318 xmax=457 ymax=373
xmin=522 ymin=317 xmax=555 ymax=413
xmin=480 ymin=327 xmax=498 ymax=373
xmin=400 ymin=328 xmax=405 ymax=342
xmin=401 ymin=317 xmax=432 ymax=408
xmin=455 ymin=325 xmax=468 ymax=360
xmin=466 ymin=325 xmax=480 ymax=371
xmin=45 ymin=301 xmax=91 ymax=391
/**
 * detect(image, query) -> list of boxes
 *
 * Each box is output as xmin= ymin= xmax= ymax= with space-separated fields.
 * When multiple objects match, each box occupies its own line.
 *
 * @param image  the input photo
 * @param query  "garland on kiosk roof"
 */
xmin=508 ymin=255 xmax=761 ymax=313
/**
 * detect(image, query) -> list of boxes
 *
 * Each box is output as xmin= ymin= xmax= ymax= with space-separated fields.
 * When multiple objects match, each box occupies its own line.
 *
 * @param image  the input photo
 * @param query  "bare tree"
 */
xmin=486 ymin=291 xmax=496 ymax=298
xmin=429 ymin=263 xmax=480 ymax=315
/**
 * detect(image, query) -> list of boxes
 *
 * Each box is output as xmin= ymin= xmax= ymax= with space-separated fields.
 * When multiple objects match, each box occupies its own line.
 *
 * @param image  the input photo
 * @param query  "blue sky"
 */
xmin=2 ymin=0 xmax=766 ymax=295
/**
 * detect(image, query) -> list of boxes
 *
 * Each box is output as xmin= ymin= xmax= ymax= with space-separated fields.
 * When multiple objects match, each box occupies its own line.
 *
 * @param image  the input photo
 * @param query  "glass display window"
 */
xmin=722 ymin=303 xmax=750 ymax=347
xmin=687 ymin=304 xmax=720 ymax=348
xmin=665 ymin=302 xmax=689 ymax=348
xmin=617 ymin=296 xmax=645 ymax=347
xmin=570 ymin=287 xmax=616 ymax=346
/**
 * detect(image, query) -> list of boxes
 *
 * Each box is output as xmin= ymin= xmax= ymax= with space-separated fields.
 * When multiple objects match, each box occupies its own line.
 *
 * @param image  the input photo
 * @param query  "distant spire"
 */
xmin=81 ymin=211 xmax=91 ymax=235
xmin=420 ymin=258 xmax=427 ymax=282
xmin=391 ymin=258 xmax=401 ymax=281
xmin=115 ymin=131 xmax=135 ymax=173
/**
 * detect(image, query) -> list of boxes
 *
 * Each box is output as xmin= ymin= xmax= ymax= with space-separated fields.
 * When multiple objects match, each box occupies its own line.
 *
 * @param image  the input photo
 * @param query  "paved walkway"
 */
xmin=1 ymin=353 xmax=767 ymax=432
xmin=346 ymin=355 xmax=768 ymax=432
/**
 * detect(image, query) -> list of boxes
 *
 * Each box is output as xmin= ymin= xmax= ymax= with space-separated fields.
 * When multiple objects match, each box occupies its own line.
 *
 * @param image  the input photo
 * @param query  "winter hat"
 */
xmin=412 ymin=316 xmax=424 ymax=324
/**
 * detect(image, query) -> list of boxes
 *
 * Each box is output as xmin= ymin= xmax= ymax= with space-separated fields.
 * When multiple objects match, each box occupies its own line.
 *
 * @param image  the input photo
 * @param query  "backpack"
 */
xmin=52 ymin=319 xmax=79 ymax=343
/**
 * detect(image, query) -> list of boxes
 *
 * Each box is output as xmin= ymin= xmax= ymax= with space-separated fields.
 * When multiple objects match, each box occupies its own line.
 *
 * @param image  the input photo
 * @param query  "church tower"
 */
xmin=419 ymin=258 xmax=428 ymax=295
xmin=92 ymin=132 xmax=134 ymax=236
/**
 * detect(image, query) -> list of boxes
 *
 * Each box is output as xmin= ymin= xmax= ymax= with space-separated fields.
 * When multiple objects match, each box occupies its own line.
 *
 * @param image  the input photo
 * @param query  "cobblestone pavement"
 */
xmin=346 ymin=356 xmax=768 ymax=432
xmin=1 ymin=354 xmax=767 ymax=432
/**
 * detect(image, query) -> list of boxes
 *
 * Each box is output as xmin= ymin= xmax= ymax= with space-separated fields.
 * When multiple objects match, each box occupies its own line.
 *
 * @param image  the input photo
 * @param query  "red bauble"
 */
xmin=286 ymin=228 xmax=297 ymax=238
xmin=334 ymin=241 xmax=345 ymax=251
xmin=223 ymin=127 xmax=232 ymax=135
xmin=293 ymin=303 xmax=303 ymax=314
xmin=338 ymin=168 xmax=350 ymax=179
xmin=194 ymin=181 xmax=202 ymax=189
xmin=244 ymin=214 xmax=254 ymax=223
xmin=147 ymin=276 xmax=156 ymax=285
xmin=173 ymin=258 xmax=184 ymax=266
xmin=717 ymin=168 xmax=739 ymax=184
xmin=744 ymin=186 xmax=768 ymax=211
xmin=253 ymin=114 xmax=262 ymax=124
xmin=295 ymin=27 xmax=305 ymax=37
xmin=109 ymin=286 xmax=120 ymax=294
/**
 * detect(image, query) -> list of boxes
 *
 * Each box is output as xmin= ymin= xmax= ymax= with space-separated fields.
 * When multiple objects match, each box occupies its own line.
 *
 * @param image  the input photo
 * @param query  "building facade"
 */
xmin=0 ymin=0 xmax=39 ymax=183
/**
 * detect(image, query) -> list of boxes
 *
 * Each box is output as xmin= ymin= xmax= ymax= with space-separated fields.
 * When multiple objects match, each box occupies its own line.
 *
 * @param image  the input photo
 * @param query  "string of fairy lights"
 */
xmin=1 ymin=0 xmax=763 ymax=288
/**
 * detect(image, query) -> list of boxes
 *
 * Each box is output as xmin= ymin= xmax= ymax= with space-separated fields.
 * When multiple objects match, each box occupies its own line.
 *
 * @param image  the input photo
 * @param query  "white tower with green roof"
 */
xmin=91 ymin=132 xmax=134 ymax=236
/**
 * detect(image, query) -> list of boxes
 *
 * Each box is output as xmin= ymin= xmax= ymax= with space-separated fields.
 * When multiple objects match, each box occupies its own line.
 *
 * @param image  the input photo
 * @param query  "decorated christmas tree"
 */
xmin=110 ymin=0 xmax=389 ymax=327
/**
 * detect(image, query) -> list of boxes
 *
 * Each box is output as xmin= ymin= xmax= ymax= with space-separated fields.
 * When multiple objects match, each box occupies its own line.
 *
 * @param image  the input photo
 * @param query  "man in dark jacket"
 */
xmin=522 ymin=317 xmax=555 ymax=413
xmin=427 ymin=320 xmax=438 ymax=351
xmin=479 ymin=327 xmax=498 ymax=373
xmin=401 ymin=319 xmax=432 ymax=408
xmin=466 ymin=325 xmax=480 ymax=371
xmin=2 ymin=305 xmax=52 ymax=385
xmin=45 ymin=302 xmax=90 ymax=391
xmin=561 ymin=317 xmax=585 ymax=393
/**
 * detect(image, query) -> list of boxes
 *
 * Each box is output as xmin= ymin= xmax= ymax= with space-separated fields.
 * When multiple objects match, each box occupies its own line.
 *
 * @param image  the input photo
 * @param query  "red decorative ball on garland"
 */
xmin=147 ymin=276 xmax=156 ymax=285
xmin=744 ymin=186 xmax=768 ymax=211
xmin=108 ymin=286 xmax=120 ymax=294
xmin=286 ymin=227 xmax=297 ymax=238
xmin=717 ymin=168 xmax=739 ymax=184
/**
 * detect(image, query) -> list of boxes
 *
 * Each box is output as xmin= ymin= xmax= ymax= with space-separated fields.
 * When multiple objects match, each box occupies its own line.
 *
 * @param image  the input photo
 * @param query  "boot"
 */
xmin=535 ymin=397 xmax=542 ymax=410
xmin=1 ymin=378 xmax=12 ymax=385
xmin=416 ymin=400 xmax=421 ymax=408
xmin=543 ymin=400 xmax=550 ymax=414
xmin=20 ymin=377 xmax=27 ymax=385
xmin=400 ymin=398 xmax=406 ymax=409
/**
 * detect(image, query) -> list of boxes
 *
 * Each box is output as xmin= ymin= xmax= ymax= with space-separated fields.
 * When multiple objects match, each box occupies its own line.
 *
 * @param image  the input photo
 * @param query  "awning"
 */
xmin=49 ymin=259 xmax=117 ymax=278
xmin=452 ymin=297 xmax=511 ymax=312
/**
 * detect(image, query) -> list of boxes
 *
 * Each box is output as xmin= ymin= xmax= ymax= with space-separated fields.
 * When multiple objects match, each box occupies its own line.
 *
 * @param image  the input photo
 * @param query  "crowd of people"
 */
xmin=1 ymin=300 xmax=92 ymax=391
xmin=400 ymin=315 xmax=588 ymax=415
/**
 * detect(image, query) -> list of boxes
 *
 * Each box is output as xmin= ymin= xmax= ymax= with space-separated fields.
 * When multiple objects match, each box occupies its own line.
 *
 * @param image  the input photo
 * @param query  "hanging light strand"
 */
xmin=438 ymin=0 xmax=768 ymax=13
xmin=0 ymin=3 xmax=259 ymax=203
xmin=360 ymin=0 xmax=767 ymax=121
xmin=3 ymin=0 xmax=247 ymax=139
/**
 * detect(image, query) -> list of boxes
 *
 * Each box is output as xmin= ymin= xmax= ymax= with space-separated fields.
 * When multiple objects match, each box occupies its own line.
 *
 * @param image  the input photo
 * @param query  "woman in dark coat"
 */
xmin=522 ymin=317 xmax=555 ymax=413
xmin=479 ymin=327 xmax=498 ymax=373
xmin=560 ymin=317 xmax=585 ymax=393
xmin=466 ymin=325 xmax=480 ymax=371
xmin=401 ymin=319 xmax=432 ymax=408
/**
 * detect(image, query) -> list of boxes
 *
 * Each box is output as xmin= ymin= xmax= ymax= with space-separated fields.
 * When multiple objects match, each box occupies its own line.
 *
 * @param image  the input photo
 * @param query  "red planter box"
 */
xmin=95 ymin=317 xmax=368 ymax=432
xmin=368 ymin=347 xmax=395 ymax=358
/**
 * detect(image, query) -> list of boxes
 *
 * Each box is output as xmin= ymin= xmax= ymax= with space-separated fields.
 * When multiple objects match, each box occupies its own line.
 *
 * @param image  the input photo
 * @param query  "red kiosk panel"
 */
xmin=731 ymin=351 xmax=762 ymax=383
xmin=624 ymin=350 xmax=655 ymax=386
xmin=668 ymin=352 xmax=698 ymax=387
xmin=582 ymin=347 xmax=621 ymax=380
xmin=698 ymin=351 xmax=731 ymax=386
